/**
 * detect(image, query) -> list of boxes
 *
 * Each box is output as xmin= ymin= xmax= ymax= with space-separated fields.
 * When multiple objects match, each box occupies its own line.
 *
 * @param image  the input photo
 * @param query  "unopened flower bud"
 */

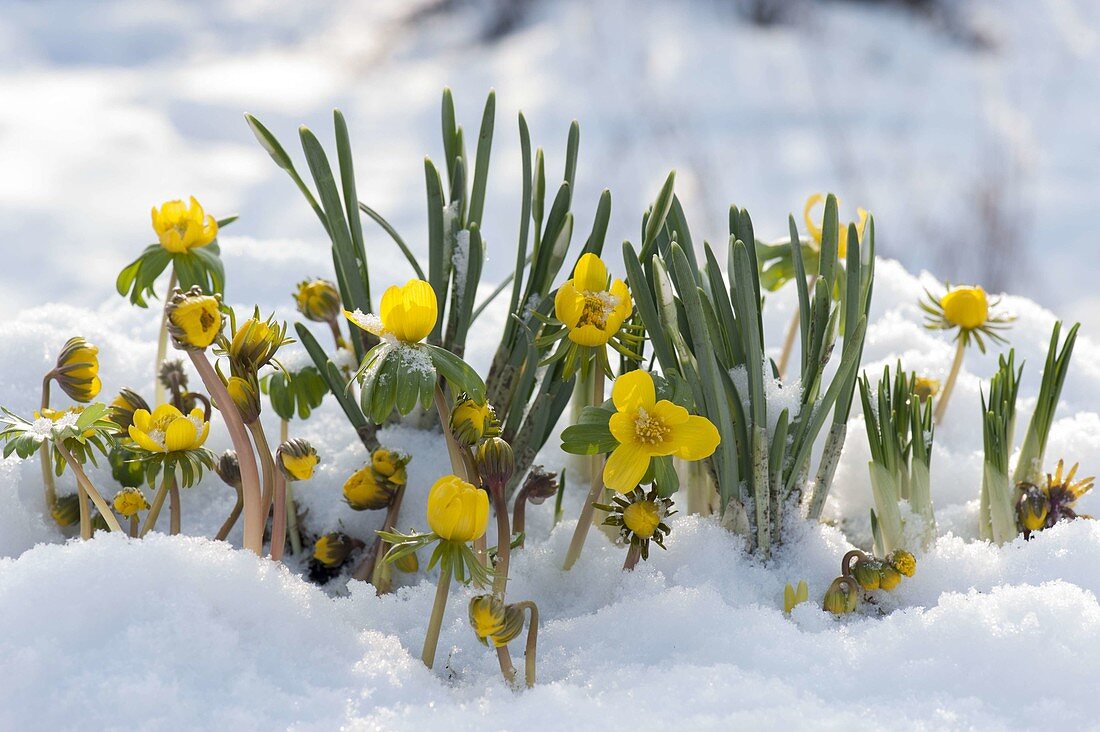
xmin=449 ymin=395 xmax=495 ymax=446
xmin=158 ymin=359 xmax=190 ymax=392
xmin=109 ymin=444 xmax=145 ymax=488
xmin=622 ymin=499 xmax=661 ymax=540
xmin=343 ymin=464 xmax=395 ymax=510
xmin=889 ymin=549 xmax=917 ymax=578
xmin=852 ymin=559 xmax=883 ymax=591
xmin=1016 ymin=483 xmax=1050 ymax=533
xmin=225 ymin=375 xmax=261 ymax=423
xmin=371 ymin=447 xmax=409 ymax=486
xmin=216 ymin=450 xmax=242 ymax=489
xmin=394 ymin=551 xmax=419 ymax=574
xmin=166 ymin=286 xmax=223 ymax=350
xmin=823 ymin=577 xmax=859 ymax=615
xmin=109 ymin=388 xmax=150 ymax=433
xmin=277 ymin=438 xmax=318 ymax=481
xmin=229 ymin=311 xmax=286 ymax=373
xmin=878 ymin=564 xmax=902 ymax=591
xmin=475 ymin=437 xmax=514 ymax=490
xmin=52 ymin=337 xmax=101 ymax=402
xmin=783 ymin=580 xmax=809 ymax=614
xmin=112 ymin=487 xmax=149 ymax=517
xmin=468 ymin=595 xmax=525 ymax=647
xmin=51 ymin=494 xmax=81 ymax=527
xmin=520 ymin=466 xmax=559 ymax=505
xmin=295 ymin=278 xmax=342 ymax=323
xmin=312 ymin=532 xmax=360 ymax=568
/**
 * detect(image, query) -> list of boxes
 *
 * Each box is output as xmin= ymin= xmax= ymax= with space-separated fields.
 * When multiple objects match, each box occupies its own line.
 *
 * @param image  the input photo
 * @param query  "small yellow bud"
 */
xmin=51 ymin=494 xmax=81 ymax=527
xmin=393 ymin=551 xmax=419 ymax=573
xmin=912 ymin=377 xmax=940 ymax=403
xmin=468 ymin=595 xmax=525 ymax=647
xmin=312 ymin=532 xmax=359 ymax=568
xmin=109 ymin=388 xmax=150 ymax=433
xmin=450 ymin=395 xmax=494 ymax=446
xmin=277 ymin=438 xmax=318 ymax=481
xmin=370 ymin=448 xmax=408 ymax=486
xmin=475 ymin=437 xmax=514 ymax=489
xmin=852 ymin=559 xmax=883 ymax=591
xmin=166 ymin=287 xmax=223 ymax=351
xmin=622 ymin=500 xmax=661 ymax=540
xmin=823 ymin=577 xmax=859 ymax=615
xmin=426 ymin=474 xmax=488 ymax=543
xmin=228 ymin=313 xmax=285 ymax=373
xmin=225 ymin=376 xmax=261 ymax=424
xmin=216 ymin=450 xmax=242 ymax=489
xmin=784 ymin=580 xmax=809 ymax=614
xmin=112 ymin=487 xmax=149 ymax=517
xmin=343 ymin=464 xmax=394 ymax=511
xmin=1016 ymin=483 xmax=1050 ymax=533
xmin=52 ymin=337 xmax=101 ymax=403
xmin=878 ymin=565 xmax=902 ymax=591
xmin=295 ymin=278 xmax=342 ymax=323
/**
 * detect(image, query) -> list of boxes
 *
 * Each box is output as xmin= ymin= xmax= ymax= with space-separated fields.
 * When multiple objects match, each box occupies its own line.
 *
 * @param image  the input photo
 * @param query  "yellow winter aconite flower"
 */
xmin=554 ymin=253 xmax=632 ymax=347
xmin=622 ymin=499 xmax=661 ymax=540
xmin=603 ymin=370 xmax=721 ymax=493
xmin=112 ymin=488 xmax=149 ymax=517
xmin=803 ymin=193 xmax=867 ymax=260
xmin=166 ymin=289 xmax=223 ymax=350
xmin=295 ymin=278 xmax=342 ymax=323
xmin=371 ymin=448 xmax=408 ymax=486
xmin=128 ymin=404 xmax=210 ymax=453
xmin=889 ymin=549 xmax=917 ymax=578
xmin=912 ymin=376 xmax=940 ymax=403
xmin=152 ymin=196 xmax=218 ymax=253
xmin=345 ymin=279 xmax=437 ymax=344
xmin=313 ymin=532 xmax=356 ymax=568
xmin=229 ymin=316 xmax=281 ymax=372
xmin=278 ymin=439 xmax=318 ymax=481
xmin=53 ymin=337 xmax=101 ymax=402
xmin=940 ymin=285 xmax=989 ymax=330
xmin=426 ymin=474 xmax=488 ymax=542
xmin=343 ymin=464 xmax=394 ymax=510
xmin=450 ymin=395 xmax=494 ymax=445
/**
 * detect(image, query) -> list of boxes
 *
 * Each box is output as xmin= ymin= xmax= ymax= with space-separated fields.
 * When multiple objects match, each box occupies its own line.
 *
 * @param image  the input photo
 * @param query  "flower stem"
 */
xmin=327 ymin=319 xmax=346 ymax=350
xmin=188 ymin=350 xmax=263 ymax=554
xmin=421 ymin=562 xmax=453 ymax=669
xmin=271 ymin=470 xmax=287 ymax=561
xmin=247 ymin=420 xmax=276 ymax=523
xmin=169 ymin=474 xmax=182 ymax=535
xmin=154 ymin=270 xmax=177 ymax=406
xmin=39 ymin=375 xmax=57 ymax=517
xmin=214 ymin=485 xmax=243 ymax=541
xmin=351 ymin=484 xmax=406 ymax=592
xmin=512 ymin=485 xmax=531 ymax=549
xmin=54 ymin=440 xmax=124 ymax=534
xmin=934 ymin=338 xmax=967 ymax=425
xmin=129 ymin=515 xmax=139 ymax=538
xmin=562 ymin=373 xmax=606 ymax=571
xmin=513 ymin=600 xmax=539 ymax=688
xmin=280 ymin=420 xmax=302 ymax=556
xmin=433 ymin=383 xmax=487 ymax=572
xmin=622 ymin=544 xmax=641 ymax=571
xmin=141 ymin=469 xmax=173 ymax=537
xmin=77 ymin=482 xmax=91 ymax=540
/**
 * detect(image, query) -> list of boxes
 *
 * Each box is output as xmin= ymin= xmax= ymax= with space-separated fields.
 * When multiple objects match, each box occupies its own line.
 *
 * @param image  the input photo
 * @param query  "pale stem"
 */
xmin=271 ymin=470 xmax=288 ymax=561
xmin=188 ymin=350 xmax=263 ymax=554
xmin=77 ymin=482 xmax=92 ymax=540
xmin=933 ymin=338 xmax=967 ymax=425
xmin=351 ymin=484 xmax=406 ymax=593
xmin=39 ymin=375 xmax=57 ymax=516
xmin=622 ymin=544 xmax=641 ymax=572
xmin=54 ymin=440 xmax=124 ymax=534
xmin=154 ymin=270 xmax=178 ymax=406
xmin=420 ymin=563 xmax=453 ymax=669
xmin=169 ymin=473 xmax=182 ymax=535
xmin=561 ymin=373 xmax=606 ymax=571
xmin=492 ymin=488 xmax=511 ymax=598
xmin=496 ymin=645 xmax=517 ymax=688
xmin=141 ymin=468 xmax=173 ymax=537
xmin=327 ymin=319 xmax=346 ymax=350
xmin=514 ymin=601 xmax=539 ymax=688
xmin=247 ymin=420 xmax=276 ymax=522
xmin=214 ymin=485 xmax=244 ymax=542
xmin=129 ymin=515 xmax=139 ymax=538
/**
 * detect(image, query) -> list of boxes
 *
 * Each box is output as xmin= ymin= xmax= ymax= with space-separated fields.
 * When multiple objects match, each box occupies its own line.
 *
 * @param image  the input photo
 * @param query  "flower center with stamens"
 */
xmin=633 ymin=408 xmax=670 ymax=446
xmin=576 ymin=291 xmax=619 ymax=331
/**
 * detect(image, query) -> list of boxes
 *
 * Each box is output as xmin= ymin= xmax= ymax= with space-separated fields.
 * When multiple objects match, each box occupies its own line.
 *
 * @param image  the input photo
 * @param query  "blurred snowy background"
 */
xmin=1 ymin=0 xmax=1098 ymax=329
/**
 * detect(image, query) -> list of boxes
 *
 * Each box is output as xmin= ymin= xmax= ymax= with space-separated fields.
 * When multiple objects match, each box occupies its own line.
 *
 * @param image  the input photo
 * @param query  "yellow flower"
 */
xmin=228 ymin=315 xmax=283 ymax=372
xmin=852 ymin=559 xmax=882 ymax=591
xmin=166 ymin=288 xmax=223 ymax=350
xmin=128 ymin=404 xmax=210 ymax=453
xmin=940 ymin=286 xmax=989 ymax=331
xmin=889 ymin=549 xmax=917 ymax=578
xmin=426 ymin=474 xmax=488 ymax=542
xmin=278 ymin=438 xmax=318 ymax=481
xmin=554 ymin=253 xmax=632 ymax=347
xmin=343 ymin=464 xmax=394 ymax=510
xmin=913 ymin=376 xmax=940 ymax=403
xmin=345 ymin=279 xmax=437 ymax=344
xmin=878 ymin=565 xmax=902 ymax=591
xmin=450 ymin=396 xmax=494 ymax=446
xmin=112 ymin=488 xmax=149 ymax=517
xmin=1016 ymin=482 xmax=1050 ymax=533
xmin=53 ymin=337 xmax=101 ymax=402
xmin=151 ymin=196 xmax=218 ymax=253
xmin=622 ymin=500 xmax=661 ymax=540
xmin=295 ymin=278 xmax=342 ymax=323
xmin=371 ymin=448 xmax=408 ymax=486
xmin=803 ymin=193 xmax=867 ymax=260
xmin=468 ymin=595 xmax=525 ymax=648
xmin=603 ymin=370 xmax=721 ymax=493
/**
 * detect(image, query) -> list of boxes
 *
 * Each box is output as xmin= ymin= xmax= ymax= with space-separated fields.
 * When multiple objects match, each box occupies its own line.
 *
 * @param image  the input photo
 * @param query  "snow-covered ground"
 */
xmin=3 ymin=1 xmax=1100 ymax=728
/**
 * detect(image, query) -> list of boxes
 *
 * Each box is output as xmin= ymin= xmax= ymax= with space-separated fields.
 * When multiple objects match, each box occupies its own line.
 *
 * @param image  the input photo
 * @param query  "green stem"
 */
xmin=77 ymin=481 xmax=91 ymax=539
xmin=141 ymin=469 xmax=173 ymax=537
xmin=129 ymin=515 xmax=139 ymax=538
xmin=154 ymin=270 xmax=178 ymax=406
xmin=421 ymin=562 xmax=453 ymax=669
xmin=55 ymin=441 xmax=124 ymax=534
xmin=622 ymin=544 xmax=641 ymax=571
xmin=562 ymin=372 xmax=606 ymax=571
xmin=247 ymin=421 xmax=276 ymax=524
xmin=514 ymin=600 xmax=539 ymax=688
xmin=271 ymin=470 xmax=287 ymax=561
xmin=934 ymin=338 xmax=967 ymax=425
xmin=214 ymin=485 xmax=243 ymax=541
xmin=278 ymin=419 xmax=302 ymax=555
xmin=39 ymin=375 xmax=58 ymax=517
xmin=169 ymin=475 xmax=181 ymax=535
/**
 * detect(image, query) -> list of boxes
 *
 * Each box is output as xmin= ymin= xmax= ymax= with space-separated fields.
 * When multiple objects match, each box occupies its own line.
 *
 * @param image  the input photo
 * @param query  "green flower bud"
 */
xmin=394 ymin=551 xmax=419 ymax=573
xmin=216 ymin=450 xmax=242 ymax=489
xmin=109 ymin=444 xmax=145 ymax=488
xmin=475 ymin=437 xmax=514 ymax=490
xmin=878 ymin=565 xmax=902 ymax=591
xmin=51 ymin=494 xmax=81 ymax=527
xmin=823 ymin=577 xmax=859 ymax=615
xmin=852 ymin=559 xmax=882 ymax=591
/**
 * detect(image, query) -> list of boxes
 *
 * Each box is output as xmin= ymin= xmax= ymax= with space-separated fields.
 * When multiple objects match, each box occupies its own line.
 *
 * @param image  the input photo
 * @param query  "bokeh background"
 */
xmin=1 ymin=0 xmax=1098 ymax=330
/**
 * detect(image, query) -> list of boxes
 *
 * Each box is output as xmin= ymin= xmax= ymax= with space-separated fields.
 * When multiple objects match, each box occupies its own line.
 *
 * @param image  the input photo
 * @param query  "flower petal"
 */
xmin=572 ymin=253 xmax=608 ymax=292
xmin=129 ymin=425 xmax=165 ymax=453
xmin=670 ymin=415 xmax=721 ymax=461
xmin=554 ymin=281 xmax=584 ymax=328
xmin=151 ymin=403 xmax=183 ymax=422
xmin=603 ymin=442 xmax=651 ymax=493
xmin=399 ymin=279 xmax=438 ymax=343
xmin=132 ymin=409 xmax=153 ymax=433
xmin=164 ymin=417 xmax=197 ymax=452
xmin=568 ymin=324 xmax=610 ymax=347
xmin=609 ymin=412 xmax=636 ymax=445
xmin=803 ymin=193 xmax=825 ymax=246
xmin=612 ymin=370 xmax=655 ymax=413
